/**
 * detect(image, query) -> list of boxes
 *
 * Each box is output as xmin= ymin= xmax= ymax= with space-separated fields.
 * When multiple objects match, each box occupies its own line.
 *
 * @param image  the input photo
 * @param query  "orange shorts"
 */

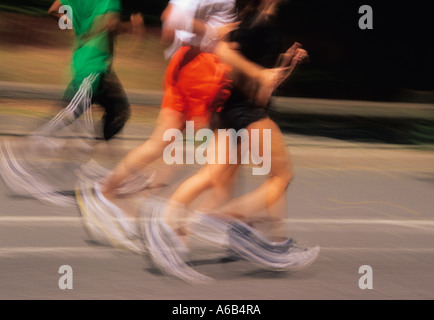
xmin=161 ymin=46 xmax=232 ymax=123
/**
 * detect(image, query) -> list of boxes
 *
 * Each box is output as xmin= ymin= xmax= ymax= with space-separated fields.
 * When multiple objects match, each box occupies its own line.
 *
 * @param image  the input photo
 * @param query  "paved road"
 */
xmin=0 ymin=100 xmax=433 ymax=301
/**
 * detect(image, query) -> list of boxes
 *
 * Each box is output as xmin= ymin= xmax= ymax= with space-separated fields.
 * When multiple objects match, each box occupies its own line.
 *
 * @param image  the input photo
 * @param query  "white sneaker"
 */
xmin=139 ymin=197 xmax=213 ymax=284
xmin=228 ymin=221 xmax=320 ymax=271
xmin=75 ymin=177 xmax=146 ymax=254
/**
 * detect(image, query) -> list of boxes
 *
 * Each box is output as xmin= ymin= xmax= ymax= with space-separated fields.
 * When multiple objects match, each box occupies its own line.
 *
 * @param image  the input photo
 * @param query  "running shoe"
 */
xmin=140 ymin=198 xmax=213 ymax=284
xmin=228 ymin=220 xmax=320 ymax=271
xmin=219 ymin=248 xmax=245 ymax=263
xmin=75 ymin=177 xmax=146 ymax=254
xmin=230 ymin=220 xmax=299 ymax=253
xmin=0 ymin=138 xmax=75 ymax=207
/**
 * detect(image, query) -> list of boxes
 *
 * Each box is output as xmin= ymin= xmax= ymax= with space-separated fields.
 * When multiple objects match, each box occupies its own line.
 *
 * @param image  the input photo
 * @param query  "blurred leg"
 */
xmin=101 ymin=108 xmax=186 ymax=203
xmin=163 ymin=129 xmax=241 ymax=230
xmin=217 ymin=117 xmax=294 ymax=235
xmin=97 ymin=72 xmax=131 ymax=141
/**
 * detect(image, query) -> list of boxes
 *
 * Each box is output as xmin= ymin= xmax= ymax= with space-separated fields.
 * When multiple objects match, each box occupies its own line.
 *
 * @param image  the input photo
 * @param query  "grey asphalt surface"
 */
xmin=0 ymin=86 xmax=434 ymax=301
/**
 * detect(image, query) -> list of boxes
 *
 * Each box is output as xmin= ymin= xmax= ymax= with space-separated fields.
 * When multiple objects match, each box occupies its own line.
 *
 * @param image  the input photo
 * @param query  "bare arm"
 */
xmin=80 ymin=12 xmax=145 ymax=43
xmin=48 ymin=0 xmax=63 ymax=20
xmin=114 ymin=13 xmax=146 ymax=37
xmin=214 ymin=41 xmax=309 ymax=106
xmin=116 ymin=13 xmax=147 ymax=56
xmin=214 ymin=41 xmax=265 ymax=81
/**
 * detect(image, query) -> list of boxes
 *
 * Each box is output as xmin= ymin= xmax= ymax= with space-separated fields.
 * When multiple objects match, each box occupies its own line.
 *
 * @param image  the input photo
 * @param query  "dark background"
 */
xmin=1 ymin=0 xmax=433 ymax=103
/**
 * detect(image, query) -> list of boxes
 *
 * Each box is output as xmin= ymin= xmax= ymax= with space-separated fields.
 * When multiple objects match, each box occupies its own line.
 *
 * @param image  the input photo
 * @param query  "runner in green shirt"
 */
xmin=39 ymin=0 xmax=145 ymax=141
xmin=0 ymin=0 xmax=145 ymax=207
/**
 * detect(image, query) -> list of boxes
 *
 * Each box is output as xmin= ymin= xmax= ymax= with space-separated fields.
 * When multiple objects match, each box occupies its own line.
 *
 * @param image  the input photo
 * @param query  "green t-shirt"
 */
xmin=60 ymin=0 xmax=122 ymax=92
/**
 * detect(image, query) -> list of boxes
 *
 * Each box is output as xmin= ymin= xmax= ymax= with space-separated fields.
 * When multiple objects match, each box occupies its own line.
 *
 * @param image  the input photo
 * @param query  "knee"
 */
xmin=199 ymin=169 xmax=223 ymax=190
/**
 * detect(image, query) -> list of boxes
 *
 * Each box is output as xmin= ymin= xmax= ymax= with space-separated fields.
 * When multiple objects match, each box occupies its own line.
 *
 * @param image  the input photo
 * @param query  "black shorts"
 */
xmin=217 ymin=100 xmax=269 ymax=132
xmin=62 ymin=72 xmax=130 ymax=140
